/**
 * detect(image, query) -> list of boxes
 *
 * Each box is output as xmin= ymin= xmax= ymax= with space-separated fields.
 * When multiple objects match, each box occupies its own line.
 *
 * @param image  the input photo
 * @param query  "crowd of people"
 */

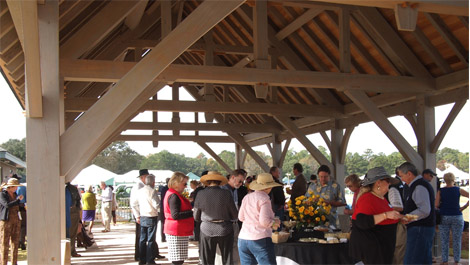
xmin=0 ymin=160 xmax=467 ymax=265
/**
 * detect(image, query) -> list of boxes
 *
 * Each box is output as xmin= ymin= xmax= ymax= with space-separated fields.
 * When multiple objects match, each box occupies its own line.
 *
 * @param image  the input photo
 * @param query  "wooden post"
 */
xmin=417 ymin=96 xmax=436 ymax=187
xmin=26 ymin=1 xmax=61 ymax=264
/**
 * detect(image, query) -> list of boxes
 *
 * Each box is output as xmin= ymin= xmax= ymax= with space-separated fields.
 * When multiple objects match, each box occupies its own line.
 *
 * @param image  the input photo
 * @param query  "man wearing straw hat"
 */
xmin=194 ymin=171 xmax=238 ymax=265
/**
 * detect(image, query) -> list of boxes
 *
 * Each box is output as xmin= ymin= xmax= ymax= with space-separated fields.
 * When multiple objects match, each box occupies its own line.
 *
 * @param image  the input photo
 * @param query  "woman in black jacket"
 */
xmin=0 ymin=178 xmax=24 ymax=265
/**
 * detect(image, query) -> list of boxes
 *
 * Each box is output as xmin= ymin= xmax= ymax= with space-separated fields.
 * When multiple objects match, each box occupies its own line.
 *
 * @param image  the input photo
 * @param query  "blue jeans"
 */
xmin=139 ymin=216 xmax=158 ymax=264
xmin=404 ymin=226 xmax=435 ymax=265
xmin=439 ymin=215 xmax=464 ymax=263
xmin=238 ymin=237 xmax=276 ymax=265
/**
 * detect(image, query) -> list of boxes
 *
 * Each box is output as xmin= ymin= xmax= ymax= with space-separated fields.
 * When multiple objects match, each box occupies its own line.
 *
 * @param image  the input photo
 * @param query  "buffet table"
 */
xmin=274 ymin=241 xmax=355 ymax=265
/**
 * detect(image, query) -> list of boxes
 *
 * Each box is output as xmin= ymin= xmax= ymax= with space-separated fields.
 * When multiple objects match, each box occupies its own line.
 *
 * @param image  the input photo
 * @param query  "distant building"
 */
xmin=0 ymin=147 xmax=26 ymax=183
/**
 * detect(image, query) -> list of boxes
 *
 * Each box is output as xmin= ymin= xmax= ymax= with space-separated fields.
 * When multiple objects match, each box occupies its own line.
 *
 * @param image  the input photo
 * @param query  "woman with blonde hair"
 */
xmin=163 ymin=172 xmax=194 ymax=265
xmin=436 ymin=172 xmax=469 ymax=265
xmin=0 ymin=178 xmax=24 ymax=265
xmin=81 ymin=185 xmax=97 ymax=235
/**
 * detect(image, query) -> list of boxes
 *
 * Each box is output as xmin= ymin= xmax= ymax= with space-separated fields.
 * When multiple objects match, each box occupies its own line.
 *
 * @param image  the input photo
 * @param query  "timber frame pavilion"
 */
xmin=0 ymin=0 xmax=468 ymax=264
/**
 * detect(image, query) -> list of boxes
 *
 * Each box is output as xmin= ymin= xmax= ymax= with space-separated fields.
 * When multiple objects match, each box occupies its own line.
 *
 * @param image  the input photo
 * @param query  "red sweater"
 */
xmin=163 ymin=188 xmax=194 ymax=236
xmin=353 ymin=192 xmax=398 ymax=225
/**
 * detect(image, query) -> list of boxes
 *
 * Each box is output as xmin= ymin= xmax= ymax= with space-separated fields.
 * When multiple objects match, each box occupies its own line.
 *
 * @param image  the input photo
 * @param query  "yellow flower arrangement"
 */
xmin=181 ymin=191 xmax=190 ymax=199
xmin=288 ymin=191 xmax=332 ymax=229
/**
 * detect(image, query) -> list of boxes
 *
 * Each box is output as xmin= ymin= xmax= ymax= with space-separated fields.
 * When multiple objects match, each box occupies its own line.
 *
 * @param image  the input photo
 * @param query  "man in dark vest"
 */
xmin=398 ymin=162 xmax=435 ymax=265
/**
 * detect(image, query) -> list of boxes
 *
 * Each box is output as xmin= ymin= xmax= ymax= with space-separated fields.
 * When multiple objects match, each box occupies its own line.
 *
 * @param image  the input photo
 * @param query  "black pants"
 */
xmin=200 ymin=231 xmax=234 ymax=265
xmin=19 ymin=207 xmax=26 ymax=245
xmin=135 ymin=218 xmax=160 ymax=261
xmin=159 ymin=212 xmax=166 ymax=242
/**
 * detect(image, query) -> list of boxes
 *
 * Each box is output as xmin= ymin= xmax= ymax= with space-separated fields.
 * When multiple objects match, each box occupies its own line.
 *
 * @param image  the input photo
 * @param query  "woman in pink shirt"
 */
xmin=238 ymin=173 xmax=281 ymax=265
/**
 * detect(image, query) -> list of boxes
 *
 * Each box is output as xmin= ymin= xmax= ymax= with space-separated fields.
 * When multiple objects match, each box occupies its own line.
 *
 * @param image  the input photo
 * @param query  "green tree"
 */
xmin=1 ymin=138 xmax=26 ymax=161
xmin=92 ymin=141 xmax=144 ymax=174
xmin=345 ymin=152 xmax=368 ymax=176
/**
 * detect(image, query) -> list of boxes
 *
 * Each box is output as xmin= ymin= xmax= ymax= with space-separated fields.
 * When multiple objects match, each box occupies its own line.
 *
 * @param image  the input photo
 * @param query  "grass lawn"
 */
xmin=449 ymin=248 xmax=469 ymax=259
xmin=18 ymin=249 xmax=27 ymax=261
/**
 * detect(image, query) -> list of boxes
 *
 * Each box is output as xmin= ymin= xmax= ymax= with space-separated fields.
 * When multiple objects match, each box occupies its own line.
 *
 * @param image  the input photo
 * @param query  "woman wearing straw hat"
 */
xmin=238 ymin=173 xmax=282 ymax=265
xmin=0 ymin=178 xmax=24 ymax=265
xmin=349 ymin=167 xmax=402 ymax=265
xmin=194 ymin=171 xmax=238 ymax=265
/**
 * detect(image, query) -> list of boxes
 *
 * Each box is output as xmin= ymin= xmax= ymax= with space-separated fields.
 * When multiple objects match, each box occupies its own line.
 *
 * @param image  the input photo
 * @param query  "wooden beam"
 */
xmin=117 ymin=135 xmax=233 ymax=143
xmin=344 ymin=90 xmax=423 ymax=166
xmin=309 ymin=0 xmax=469 ymax=16
xmin=124 ymin=0 xmax=148 ymax=30
xmin=60 ymin=60 xmax=435 ymax=93
xmin=431 ymin=100 xmax=466 ymax=153
xmin=340 ymin=126 xmax=354 ymax=164
xmin=198 ymin=142 xmax=233 ymax=173
xmin=128 ymin=40 xmax=255 ymax=55
xmin=126 ymin=122 xmax=281 ymax=133
xmin=320 ymin=131 xmax=332 ymax=151
xmin=278 ymin=138 xmax=291 ymax=167
xmin=435 ymin=69 xmax=469 ymax=90
xmin=412 ymin=26 xmax=452 ymax=74
xmin=61 ymin=0 xmax=246 ymax=178
xmin=66 ymin=99 xmax=345 ymax=118
xmin=339 ymin=7 xmax=351 ymax=73
xmin=229 ymin=133 xmax=270 ymax=172
xmin=424 ymin=13 xmax=468 ymax=66
xmin=9 ymin=0 xmax=43 ymax=117
xmin=274 ymin=116 xmax=333 ymax=168
xmin=356 ymin=7 xmax=432 ymax=78
xmin=276 ymin=8 xmax=323 ymax=40
xmin=60 ymin=1 xmax=140 ymax=58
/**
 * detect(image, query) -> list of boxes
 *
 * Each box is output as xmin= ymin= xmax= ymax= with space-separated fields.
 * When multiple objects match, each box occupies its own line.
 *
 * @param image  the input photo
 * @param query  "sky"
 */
xmin=0 ymin=76 xmax=468 ymax=160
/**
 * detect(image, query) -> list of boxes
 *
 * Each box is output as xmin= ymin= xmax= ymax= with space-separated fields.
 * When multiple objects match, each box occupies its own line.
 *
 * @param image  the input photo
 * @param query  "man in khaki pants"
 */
xmin=100 ymin=181 xmax=113 ymax=232
xmin=387 ymin=170 xmax=407 ymax=264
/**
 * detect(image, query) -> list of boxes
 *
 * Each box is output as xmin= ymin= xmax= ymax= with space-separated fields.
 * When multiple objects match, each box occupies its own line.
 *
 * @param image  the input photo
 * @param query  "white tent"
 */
xmin=71 ymin=164 xmax=117 ymax=187
xmin=438 ymin=163 xmax=470 ymax=182
xmin=114 ymin=169 xmax=174 ymax=185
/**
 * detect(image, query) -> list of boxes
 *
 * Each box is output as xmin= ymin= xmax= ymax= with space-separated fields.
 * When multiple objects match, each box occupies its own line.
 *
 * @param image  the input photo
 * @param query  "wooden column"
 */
xmin=235 ymin=144 xmax=243 ymax=169
xmin=253 ymin=0 xmax=269 ymax=98
xmin=272 ymin=134 xmax=282 ymax=167
xmin=172 ymin=83 xmax=180 ymax=136
xmin=416 ymin=97 xmax=436 ymax=183
xmin=331 ymin=127 xmax=345 ymax=182
xmin=26 ymin=1 xmax=61 ymax=264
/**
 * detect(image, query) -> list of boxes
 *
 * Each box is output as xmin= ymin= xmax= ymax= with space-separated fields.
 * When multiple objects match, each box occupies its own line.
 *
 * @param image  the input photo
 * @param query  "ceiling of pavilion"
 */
xmin=0 ymin=0 xmax=468 ymax=149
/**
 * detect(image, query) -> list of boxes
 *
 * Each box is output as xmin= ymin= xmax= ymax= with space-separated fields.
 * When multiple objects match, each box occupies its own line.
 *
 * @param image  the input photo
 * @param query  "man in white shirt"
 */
xmin=131 ymin=169 xmax=149 ymax=261
xmin=100 ymin=181 xmax=113 ymax=232
xmin=132 ymin=174 xmax=162 ymax=265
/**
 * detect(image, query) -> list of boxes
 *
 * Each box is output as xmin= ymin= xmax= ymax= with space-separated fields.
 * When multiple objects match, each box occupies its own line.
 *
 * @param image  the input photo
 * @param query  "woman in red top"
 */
xmin=163 ymin=172 xmax=194 ymax=265
xmin=349 ymin=167 xmax=402 ymax=264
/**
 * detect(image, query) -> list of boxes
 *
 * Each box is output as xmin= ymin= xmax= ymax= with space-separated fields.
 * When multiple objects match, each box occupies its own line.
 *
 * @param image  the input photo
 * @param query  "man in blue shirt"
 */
xmin=12 ymin=174 xmax=26 ymax=250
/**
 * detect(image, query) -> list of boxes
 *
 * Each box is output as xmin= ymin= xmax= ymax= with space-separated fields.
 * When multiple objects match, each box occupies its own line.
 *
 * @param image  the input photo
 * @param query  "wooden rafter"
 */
xmin=274 ymin=115 xmax=333 ymax=168
xmin=344 ymin=90 xmax=423 ymax=166
xmin=356 ymin=7 xmax=432 ymax=78
xmin=60 ymin=1 xmax=140 ymax=58
xmin=198 ymin=142 xmax=233 ymax=173
xmin=60 ymin=60 xmax=435 ymax=93
xmin=61 ymin=0 xmax=246 ymax=179
xmin=431 ymin=100 xmax=467 ymax=153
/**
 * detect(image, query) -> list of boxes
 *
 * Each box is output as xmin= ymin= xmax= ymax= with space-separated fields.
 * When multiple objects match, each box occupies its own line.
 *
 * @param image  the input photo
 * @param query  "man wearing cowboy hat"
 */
xmin=194 ymin=172 xmax=238 ymax=265
xmin=131 ymin=169 xmax=165 ymax=262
